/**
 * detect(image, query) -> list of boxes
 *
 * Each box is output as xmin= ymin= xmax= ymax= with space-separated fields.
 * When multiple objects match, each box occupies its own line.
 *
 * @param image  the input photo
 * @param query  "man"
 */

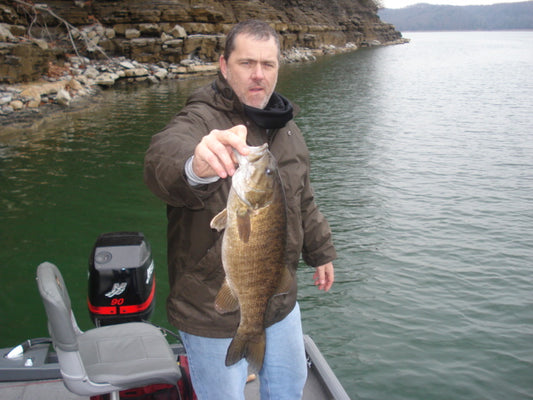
xmin=144 ymin=20 xmax=336 ymax=399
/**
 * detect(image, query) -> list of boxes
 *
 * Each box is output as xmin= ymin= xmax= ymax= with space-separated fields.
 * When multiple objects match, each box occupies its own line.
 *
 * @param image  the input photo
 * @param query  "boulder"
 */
xmin=170 ymin=24 xmax=187 ymax=39
xmin=0 ymin=23 xmax=15 ymax=41
xmin=125 ymin=28 xmax=141 ymax=39
xmin=123 ymin=67 xmax=148 ymax=77
xmin=56 ymin=89 xmax=71 ymax=105
xmin=0 ymin=94 xmax=13 ymax=105
xmin=95 ymin=72 xmax=119 ymax=86
xmin=20 ymin=80 xmax=68 ymax=102
xmin=84 ymin=67 xmax=100 ymax=79
xmin=105 ymin=28 xmax=116 ymax=39
xmin=154 ymin=68 xmax=168 ymax=80
xmin=119 ymin=60 xmax=135 ymax=69
xmin=9 ymin=100 xmax=24 ymax=110
xmin=139 ymin=23 xmax=160 ymax=36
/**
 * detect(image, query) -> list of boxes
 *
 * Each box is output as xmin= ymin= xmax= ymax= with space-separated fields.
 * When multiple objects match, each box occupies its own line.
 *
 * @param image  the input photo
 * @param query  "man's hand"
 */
xmin=192 ymin=125 xmax=249 ymax=179
xmin=313 ymin=262 xmax=334 ymax=292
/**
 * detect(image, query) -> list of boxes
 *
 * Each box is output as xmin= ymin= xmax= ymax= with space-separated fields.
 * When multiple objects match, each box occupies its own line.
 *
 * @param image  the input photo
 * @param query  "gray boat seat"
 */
xmin=36 ymin=262 xmax=181 ymax=398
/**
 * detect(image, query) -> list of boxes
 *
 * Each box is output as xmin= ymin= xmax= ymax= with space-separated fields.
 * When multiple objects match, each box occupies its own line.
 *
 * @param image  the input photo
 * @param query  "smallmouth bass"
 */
xmin=210 ymin=143 xmax=292 ymax=371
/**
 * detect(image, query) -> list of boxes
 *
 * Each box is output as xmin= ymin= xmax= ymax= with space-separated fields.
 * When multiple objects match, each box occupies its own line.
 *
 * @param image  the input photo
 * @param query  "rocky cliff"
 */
xmin=0 ymin=0 xmax=403 ymax=84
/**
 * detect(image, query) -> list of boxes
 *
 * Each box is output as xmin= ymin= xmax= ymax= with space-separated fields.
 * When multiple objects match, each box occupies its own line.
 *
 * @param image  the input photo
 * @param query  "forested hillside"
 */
xmin=379 ymin=1 xmax=533 ymax=31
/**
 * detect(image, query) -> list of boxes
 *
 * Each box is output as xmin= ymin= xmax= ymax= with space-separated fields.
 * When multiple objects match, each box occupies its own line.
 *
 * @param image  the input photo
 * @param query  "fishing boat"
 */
xmin=0 ymin=232 xmax=350 ymax=400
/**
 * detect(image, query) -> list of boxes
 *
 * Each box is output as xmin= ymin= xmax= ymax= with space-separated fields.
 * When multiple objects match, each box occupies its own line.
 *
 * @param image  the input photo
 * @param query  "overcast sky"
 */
xmin=381 ymin=0 xmax=526 ymax=8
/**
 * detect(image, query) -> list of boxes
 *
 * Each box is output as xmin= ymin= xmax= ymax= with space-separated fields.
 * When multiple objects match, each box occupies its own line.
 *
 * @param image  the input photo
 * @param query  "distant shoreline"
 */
xmin=379 ymin=1 xmax=533 ymax=31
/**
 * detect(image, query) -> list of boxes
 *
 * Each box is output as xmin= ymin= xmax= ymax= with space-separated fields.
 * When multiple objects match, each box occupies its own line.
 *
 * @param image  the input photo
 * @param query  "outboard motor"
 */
xmin=88 ymin=232 xmax=155 ymax=326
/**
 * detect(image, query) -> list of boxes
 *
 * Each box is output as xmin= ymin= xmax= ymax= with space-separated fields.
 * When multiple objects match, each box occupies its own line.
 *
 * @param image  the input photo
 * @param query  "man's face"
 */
xmin=220 ymin=34 xmax=279 ymax=109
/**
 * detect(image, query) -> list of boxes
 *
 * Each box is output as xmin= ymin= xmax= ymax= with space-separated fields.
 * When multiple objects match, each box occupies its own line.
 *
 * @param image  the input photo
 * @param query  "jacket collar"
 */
xmin=243 ymin=93 xmax=293 ymax=129
xmin=212 ymin=73 xmax=299 ymax=126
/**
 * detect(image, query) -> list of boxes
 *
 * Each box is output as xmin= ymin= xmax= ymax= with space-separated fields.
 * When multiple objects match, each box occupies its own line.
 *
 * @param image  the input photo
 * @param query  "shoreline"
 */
xmin=0 ymin=39 xmax=408 ymax=141
xmin=0 ymin=54 xmax=219 ymax=139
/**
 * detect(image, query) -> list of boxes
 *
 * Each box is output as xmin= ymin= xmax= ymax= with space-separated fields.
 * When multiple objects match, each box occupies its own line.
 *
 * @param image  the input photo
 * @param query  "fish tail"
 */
xmin=225 ymin=331 xmax=266 ymax=372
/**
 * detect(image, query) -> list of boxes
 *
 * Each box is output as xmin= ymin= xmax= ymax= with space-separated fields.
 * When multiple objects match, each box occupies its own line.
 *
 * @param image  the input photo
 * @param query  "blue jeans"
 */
xmin=179 ymin=303 xmax=307 ymax=400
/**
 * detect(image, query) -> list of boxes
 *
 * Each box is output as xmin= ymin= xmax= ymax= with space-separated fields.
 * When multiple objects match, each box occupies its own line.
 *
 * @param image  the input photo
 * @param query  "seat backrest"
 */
xmin=36 ymin=263 xmax=180 ymax=397
xmin=36 ymin=262 xmax=79 ymax=352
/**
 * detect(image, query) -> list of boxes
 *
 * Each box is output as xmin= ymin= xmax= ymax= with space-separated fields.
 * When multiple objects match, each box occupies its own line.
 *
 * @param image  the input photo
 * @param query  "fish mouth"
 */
xmin=234 ymin=143 xmax=269 ymax=166
xmin=233 ymin=143 xmax=270 ymax=208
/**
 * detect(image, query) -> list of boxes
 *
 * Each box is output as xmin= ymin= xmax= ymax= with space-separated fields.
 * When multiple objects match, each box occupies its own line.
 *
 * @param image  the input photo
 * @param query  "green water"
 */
xmin=2 ymin=32 xmax=533 ymax=399
xmin=1 ymin=77 xmax=210 ymax=340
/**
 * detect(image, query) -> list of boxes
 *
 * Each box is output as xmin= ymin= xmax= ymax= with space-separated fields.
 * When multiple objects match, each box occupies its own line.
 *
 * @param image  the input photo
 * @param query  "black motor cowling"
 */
xmin=88 ymin=232 xmax=155 ymax=326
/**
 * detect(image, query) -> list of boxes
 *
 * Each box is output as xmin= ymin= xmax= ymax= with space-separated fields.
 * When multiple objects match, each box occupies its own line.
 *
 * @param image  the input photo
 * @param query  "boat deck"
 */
xmin=0 ymin=369 xmax=332 ymax=400
xmin=0 ymin=335 xmax=349 ymax=400
xmin=0 ymin=379 xmax=85 ymax=400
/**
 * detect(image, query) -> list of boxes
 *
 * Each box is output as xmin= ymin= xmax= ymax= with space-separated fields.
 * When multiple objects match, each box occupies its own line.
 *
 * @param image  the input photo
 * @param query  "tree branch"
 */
xmin=12 ymin=0 xmax=110 ymax=62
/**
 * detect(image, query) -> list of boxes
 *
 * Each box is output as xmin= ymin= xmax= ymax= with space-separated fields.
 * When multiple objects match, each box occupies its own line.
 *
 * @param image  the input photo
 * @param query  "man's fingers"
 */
xmin=225 ymin=125 xmax=249 ymax=157
xmin=205 ymin=132 xmax=238 ymax=176
xmin=194 ymin=144 xmax=229 ymax=179
xmin=314 ymin=263 xmax=334 ymax=292
xmin=313 ymin=268 xmax=325 ymax=286
xmin=230 ymin=124 xmax=248 ymax=143
xmin=193 ymin=125 xmax=248 ymax=179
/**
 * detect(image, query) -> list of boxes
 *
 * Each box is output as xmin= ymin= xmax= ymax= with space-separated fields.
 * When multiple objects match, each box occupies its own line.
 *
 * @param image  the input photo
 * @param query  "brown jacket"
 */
xmin=144 ymin=75 xmax=336 ymax=337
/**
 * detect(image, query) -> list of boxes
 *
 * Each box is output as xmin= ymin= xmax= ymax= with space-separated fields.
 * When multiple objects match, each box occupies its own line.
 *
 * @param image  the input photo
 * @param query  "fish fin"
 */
xmin=210 ymin=208 xmax=227 ymax=231
xmin=236 ymin=210 xmax=251 ymax=243
xmin=275 ymin=267 xmax=293 ymax=295
xmin=225 ymin=331 xmax=266 ymax=372
xmin=215 ymin=280 xmax=240 ymax=314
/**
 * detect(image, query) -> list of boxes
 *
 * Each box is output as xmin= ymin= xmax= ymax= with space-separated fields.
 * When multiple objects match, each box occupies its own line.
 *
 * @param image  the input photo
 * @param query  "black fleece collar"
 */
xmin=243 ymin=92 xmax=294 ymax=129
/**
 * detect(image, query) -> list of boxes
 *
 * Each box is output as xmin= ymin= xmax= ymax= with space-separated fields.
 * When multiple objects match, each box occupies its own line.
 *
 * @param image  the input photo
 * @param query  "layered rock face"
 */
xmin=0 ymin=0 xmax=402 ymax=83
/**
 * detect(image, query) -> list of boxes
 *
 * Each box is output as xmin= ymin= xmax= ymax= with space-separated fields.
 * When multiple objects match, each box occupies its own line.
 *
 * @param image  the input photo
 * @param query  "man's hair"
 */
xmin=223 ymin=20 xmax=281 ymax=61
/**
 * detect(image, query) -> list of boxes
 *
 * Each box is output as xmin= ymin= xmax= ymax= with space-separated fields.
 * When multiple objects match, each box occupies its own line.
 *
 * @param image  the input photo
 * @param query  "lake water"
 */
xmin=1 ymin=31 xmax=532 ymax=399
